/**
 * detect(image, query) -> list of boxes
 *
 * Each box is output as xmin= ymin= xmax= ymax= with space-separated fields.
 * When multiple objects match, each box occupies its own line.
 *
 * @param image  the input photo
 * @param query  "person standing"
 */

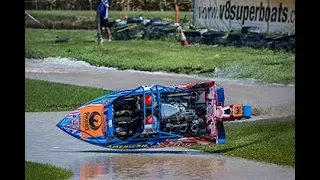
xmin=98 ymin=0 xmax=112 ymax=41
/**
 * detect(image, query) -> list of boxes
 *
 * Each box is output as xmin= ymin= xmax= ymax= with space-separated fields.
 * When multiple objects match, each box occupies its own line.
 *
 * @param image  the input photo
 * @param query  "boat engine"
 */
xmin=160 ymin=102 xmax=205 ymax=136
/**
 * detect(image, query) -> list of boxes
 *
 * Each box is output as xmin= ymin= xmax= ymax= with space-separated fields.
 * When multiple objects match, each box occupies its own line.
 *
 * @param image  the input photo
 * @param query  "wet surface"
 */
xmin=25 ymin=58 xmax=295 ymax=120
xmin=25 ymin=58 xmax=295 ymax=179
xmin=25 ymin=112 xmax=294 ymax=180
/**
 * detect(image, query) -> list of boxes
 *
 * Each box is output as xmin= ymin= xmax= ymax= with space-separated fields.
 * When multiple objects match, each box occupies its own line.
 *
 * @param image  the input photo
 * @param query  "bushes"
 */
xmin=25 ymin=0 xmax=193 ymax=11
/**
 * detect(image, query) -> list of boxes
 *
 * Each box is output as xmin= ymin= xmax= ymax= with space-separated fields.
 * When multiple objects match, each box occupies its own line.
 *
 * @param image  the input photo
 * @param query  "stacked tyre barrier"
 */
xmin=109 ymin=17 xmax=294 ymax=53
xmin=184 ymin=27 xmax=295 ymax=53
xmin=109 ymin=17 xmax=179 ymax=40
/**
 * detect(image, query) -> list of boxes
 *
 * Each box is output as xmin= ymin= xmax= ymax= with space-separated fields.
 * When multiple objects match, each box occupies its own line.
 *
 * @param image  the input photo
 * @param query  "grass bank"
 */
xmin=25 ymin=161 xmax=73 ymax=180
xmin=25 ymin=78 xmax=110 ymax=112
xmin=190 ymin=116 xmax=295 ymax=167
xmin=25 ymin=28 xmax=294 ymax=84
xmin=25 ymin=10 xmax=192 ymax=29
xmin=25 ymin=78 xmax=295 ymax=167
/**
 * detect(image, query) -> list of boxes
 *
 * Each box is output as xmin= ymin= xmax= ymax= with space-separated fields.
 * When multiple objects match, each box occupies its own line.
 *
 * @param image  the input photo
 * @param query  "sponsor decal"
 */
xmin=88 ymin=111 xmax=102 ymax=130
xmin=108 ymin=119 xmax=112 ymax=127
xmin=71 ymin=118 xmax=79 ymax=133
xmin=80 ymin=104 xmax=105 ymax=138
xmin=106 ymin=144 xmax=148 ymax=149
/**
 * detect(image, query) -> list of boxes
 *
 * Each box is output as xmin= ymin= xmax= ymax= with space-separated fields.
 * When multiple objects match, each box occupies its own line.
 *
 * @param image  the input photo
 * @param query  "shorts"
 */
xmin=100 ymin=18 xmax=111 ymax=29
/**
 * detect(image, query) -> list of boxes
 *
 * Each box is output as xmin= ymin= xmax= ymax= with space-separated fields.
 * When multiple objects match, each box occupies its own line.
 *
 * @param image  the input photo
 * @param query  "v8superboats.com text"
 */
xmin=198 ymin=1 xmax=295 ymax=25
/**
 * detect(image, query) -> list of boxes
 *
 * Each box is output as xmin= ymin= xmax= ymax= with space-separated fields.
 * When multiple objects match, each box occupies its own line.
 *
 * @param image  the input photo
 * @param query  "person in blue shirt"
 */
xmin=98 ymin=0 xmax=112 ymax=41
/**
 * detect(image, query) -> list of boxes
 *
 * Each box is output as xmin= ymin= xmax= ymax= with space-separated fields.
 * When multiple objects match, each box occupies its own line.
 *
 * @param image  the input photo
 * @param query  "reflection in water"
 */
xmin=80 ymin=161 xmax=107 ymax=180
xmin=26 ymin=105 xmax=295 ymax=180
xmin=74 ymin=154 xmax=225 ymax=180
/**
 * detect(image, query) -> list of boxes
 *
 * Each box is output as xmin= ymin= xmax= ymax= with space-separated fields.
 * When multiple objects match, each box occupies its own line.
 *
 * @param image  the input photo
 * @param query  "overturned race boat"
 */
xmin=57 ymin=80 xmax=251 ymax=149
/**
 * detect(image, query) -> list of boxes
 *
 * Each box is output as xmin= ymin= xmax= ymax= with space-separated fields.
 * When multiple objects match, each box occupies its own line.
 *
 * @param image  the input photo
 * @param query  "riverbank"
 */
xmin=25 ymin=28 xmax=294 ymax=84
xmin=25 ymin=161 xmax=73 ymax=180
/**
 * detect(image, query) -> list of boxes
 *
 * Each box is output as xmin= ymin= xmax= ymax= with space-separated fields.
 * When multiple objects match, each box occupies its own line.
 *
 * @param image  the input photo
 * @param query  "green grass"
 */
xmin=25 ymin=10 xmax=193 ymax=29
xmin=25 ymin=161 xmax=73 ymax=180
xmin=25 ymin=28 xmax=295 ymax=84
xmin=190 ymin=116 xmax=295 ymax=167
xmin=25 ymin=78 xmax=110 ymax=112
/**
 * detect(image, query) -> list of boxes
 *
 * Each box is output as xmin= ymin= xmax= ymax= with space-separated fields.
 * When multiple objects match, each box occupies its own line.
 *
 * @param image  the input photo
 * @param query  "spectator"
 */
xmin=98 ymin=0 xmax=112 ymax=41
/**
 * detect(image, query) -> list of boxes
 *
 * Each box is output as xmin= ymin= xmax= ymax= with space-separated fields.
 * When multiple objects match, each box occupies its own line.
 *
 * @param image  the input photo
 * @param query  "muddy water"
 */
xmin=25 ymin=58 xmax=295 ymax=120
xmin=68 ymin=153 xmax=294 ymax=180
xmin=26 ymin=112 xmax=294 ymax=180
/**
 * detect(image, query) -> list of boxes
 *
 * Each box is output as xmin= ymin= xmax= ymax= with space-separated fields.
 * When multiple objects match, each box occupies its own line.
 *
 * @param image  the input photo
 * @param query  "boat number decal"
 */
xmin=232 ymin=104 xmax=243 ymax=117
xmin=235 ymin=107 xmax=239 ymax=114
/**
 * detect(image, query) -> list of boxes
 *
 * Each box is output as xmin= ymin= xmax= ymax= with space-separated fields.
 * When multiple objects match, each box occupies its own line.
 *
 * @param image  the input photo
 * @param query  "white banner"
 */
xmin=193 ymin=0 xmax=295 ymax=33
